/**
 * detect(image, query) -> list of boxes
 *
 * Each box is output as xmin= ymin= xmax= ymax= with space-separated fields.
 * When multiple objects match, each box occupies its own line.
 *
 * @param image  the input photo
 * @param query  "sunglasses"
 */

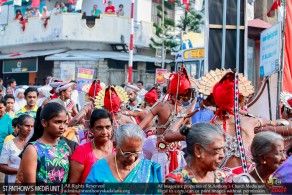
xmin=119 ymin=147 xmax=142 ymax=158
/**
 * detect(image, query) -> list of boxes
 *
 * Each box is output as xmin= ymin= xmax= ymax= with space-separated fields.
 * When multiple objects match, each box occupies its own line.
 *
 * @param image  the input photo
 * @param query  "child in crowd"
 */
xmin=3 ymin=118 xmax=19 ymax=144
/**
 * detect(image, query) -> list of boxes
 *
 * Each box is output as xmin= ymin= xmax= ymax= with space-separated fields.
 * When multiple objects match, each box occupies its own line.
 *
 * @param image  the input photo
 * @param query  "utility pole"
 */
xmin=161 ymin=0 xmax=165 ymax=69
xmin=128 ymin=0 xmax=135 ymax=83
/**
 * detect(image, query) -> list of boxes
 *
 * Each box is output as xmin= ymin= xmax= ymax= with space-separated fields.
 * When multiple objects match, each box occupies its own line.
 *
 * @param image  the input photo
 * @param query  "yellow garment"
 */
xmin=63 ymin=127 xmax=78 ymax=141
xmin=4 ymin=134 xmax=15 ymax=144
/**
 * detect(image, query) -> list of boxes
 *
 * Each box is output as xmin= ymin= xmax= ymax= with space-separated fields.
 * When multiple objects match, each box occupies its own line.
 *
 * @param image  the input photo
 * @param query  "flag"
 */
xmin=267 ymin=0 xmax=281 ymax=17
xmin=283 ymin=0 xmax=292 ymax=92
xmin=0 ymin=0 xmax=7 ymax=6
xmin=31 ymin=0 xmax=40 ymax=7
xmin=181 ymin=0 xmax=190 ymax=11
xmin=103 ymin=0 xmax=106 ymax=5
xmin=68 ymin=0 xmax=74 ymax=4
xmin=13 ymin=0 xmax=21 ymax=6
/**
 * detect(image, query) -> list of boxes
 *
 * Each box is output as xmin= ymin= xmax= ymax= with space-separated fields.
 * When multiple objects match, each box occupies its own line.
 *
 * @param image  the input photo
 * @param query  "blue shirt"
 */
xmin=191 ymin=108 xmax=214 ymax=124
xmin=0 ymin=114 xmax=14 ymax=152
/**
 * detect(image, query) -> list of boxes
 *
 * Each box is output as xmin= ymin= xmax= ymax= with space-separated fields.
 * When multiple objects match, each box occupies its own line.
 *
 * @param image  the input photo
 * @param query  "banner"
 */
xmin=283 ymin=0 xmax=292 ymax=92
xmin=260 ymin=22 xmax=281 ymax=77
xmin=76 ymin=68 xmax=95 ymax=91
xmin=155 ymin=69 xmax=167 ymax=85
xmin=60 ymin=62 xmax=75 ymax=81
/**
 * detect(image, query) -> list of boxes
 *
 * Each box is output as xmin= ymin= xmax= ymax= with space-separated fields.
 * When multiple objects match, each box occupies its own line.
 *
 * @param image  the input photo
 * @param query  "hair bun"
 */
xmin=180 ymin=125 xmax=191 ymax=136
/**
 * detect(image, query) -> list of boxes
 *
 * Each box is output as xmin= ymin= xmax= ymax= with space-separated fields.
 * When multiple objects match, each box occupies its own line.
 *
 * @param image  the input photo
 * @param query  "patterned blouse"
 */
xmin=166 ymin=167 xmax=226 ymax=183
xmin=30 ymin=139 xmax=70 ymax=184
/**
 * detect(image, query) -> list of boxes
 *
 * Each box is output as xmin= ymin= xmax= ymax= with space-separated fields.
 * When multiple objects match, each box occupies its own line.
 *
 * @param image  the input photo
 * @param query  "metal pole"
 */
xmin=128 ymin=0 xmax=135 ymax=83
xmin=277 ymin=0 xmax=287 ymax=119
xmin=161 ymin=0 xmax=165 ymax=69
xmin=235 ymin=0 xmax=241 ymax=71
xmin=267 ymin=77 xmax=272 ymax=120
xmin=221 ymin=0 xmax=227 ymax=69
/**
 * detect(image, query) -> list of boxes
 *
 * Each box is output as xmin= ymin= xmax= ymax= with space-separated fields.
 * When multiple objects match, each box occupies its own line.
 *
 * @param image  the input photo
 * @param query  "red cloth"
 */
xmin=105 ymin=6 xmax=115 ymax=13
xmin=88 ymin=80 xmax=102 ymax=98
xmin=267 ymin=0 xmax=281 ymax=17
xmin=144 ymin=88 xmax=158 ymax=105
xmin=0 ymin=0 xmax=8 ymax=6
xmin=168 ymin=67 xmax=190 ymax=97
xmin=51 ymin=93 xmax=58 ymax=99
xmin=168 ymin=151 xmax=179 ymax=173
xmin=212 ymin=73 xmax=235 ymax=115
xmin=31 ymin=0 xmax=40 ymax=7
xmin=104 ymin=87 xmax=121 ymax=113
xmin=71 ymin=141 xmax=116 ymax=183
xmin=283 ymin=0 xmax=292 ymax=93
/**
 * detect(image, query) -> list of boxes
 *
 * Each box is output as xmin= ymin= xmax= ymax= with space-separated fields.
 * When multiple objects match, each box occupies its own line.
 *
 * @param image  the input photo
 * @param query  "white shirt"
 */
xmin=0 ymin=140 xmax=22 ymax=183
xmin=71 ymin=90 xmax=80 ymax=110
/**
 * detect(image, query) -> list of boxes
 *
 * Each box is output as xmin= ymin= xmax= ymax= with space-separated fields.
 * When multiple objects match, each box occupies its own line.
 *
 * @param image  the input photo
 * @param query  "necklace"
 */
xmin=254 ymin=167 xmax=265 ymax=183
xmin=114 ymin=154 xmax=137 ymax=182
xmin=115 ymin=155 xmax=124 ymax=182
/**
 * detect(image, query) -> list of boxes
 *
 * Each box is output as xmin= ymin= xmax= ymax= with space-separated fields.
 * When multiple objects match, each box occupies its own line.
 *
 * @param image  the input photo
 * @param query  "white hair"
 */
xmin=115 ymin=124 xmax=145 ymax=146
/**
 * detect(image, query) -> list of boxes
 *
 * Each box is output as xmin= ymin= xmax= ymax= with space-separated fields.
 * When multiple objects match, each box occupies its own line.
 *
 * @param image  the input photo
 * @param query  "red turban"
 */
xmin=144 ymin=87 xmax=158 ymax=105
xmin=104 ymin=87 xmax=121 ymax=113
xmin=168 ymin=66 xmax=191 ymax=97
xmin=88 ymin=80 xmax=102 ymax=98
xmin=212 ymin=73 xmax=235 ymax=114
xmin=288 ymin=98 xmax=292 ymax=108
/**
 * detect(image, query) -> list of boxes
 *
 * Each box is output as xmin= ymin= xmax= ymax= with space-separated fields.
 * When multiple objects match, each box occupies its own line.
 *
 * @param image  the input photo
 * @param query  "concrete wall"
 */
xmin=82 ymin=0 xmax=152 ymax=23
xmin=0 ymin=13 xmax=153 ymax=51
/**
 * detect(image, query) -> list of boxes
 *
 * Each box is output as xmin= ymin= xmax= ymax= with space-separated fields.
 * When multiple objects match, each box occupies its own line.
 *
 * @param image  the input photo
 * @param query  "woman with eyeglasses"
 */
xmin=166 ymin=123 xmax=226 ymax=184
xmin=84 ymin=124 xmax=161 ymax=191
xmin=69 ymin=109 xmax=115 ymax=184
xmin=231 ymin=131 xmax=286 ymax=185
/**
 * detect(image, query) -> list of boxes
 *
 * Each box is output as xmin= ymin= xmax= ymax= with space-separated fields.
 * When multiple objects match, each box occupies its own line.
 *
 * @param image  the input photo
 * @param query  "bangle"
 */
xmin=258 ymin=118 xmax=263 ymax=128
xmin=269 ymin=120 xmax=272 ymax=126
xmin=125 ymin=111 xmax=129 ymax=116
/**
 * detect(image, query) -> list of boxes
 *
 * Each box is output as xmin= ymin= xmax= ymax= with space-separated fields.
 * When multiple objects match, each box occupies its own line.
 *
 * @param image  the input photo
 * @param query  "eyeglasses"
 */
xmin=274 ymin=150 xmax=287 ymax=157
xmin=119 ymin=147 xmax=142 ymax=158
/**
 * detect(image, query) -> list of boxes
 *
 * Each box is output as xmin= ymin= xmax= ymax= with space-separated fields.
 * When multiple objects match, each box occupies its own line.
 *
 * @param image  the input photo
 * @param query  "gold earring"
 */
xmin=264 ymin=161 xmax=266 ymax=164
xmin=197 ymin=155 xmax=200 ymax=158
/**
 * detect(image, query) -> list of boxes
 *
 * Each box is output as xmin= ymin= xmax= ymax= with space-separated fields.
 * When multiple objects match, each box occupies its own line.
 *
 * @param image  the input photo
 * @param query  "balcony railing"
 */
xmin=0 ymin=13 xmax=153 ymax=49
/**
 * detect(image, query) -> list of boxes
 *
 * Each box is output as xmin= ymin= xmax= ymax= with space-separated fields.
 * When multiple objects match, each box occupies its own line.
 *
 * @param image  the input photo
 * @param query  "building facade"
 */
xmin=0 ymin=0 xmax=172 ymax=87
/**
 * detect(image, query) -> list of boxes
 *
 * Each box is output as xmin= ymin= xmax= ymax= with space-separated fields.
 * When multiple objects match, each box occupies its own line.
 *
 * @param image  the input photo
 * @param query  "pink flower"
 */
xmin=55 ymin=169 xmax=65 ymax=181
xmin=48 ymin=170 xmax=56 ymax=181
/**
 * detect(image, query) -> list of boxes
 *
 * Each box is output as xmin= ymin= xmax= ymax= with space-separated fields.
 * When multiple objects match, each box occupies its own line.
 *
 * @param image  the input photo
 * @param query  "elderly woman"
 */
xmin=232 ymin=131 xmax=286 ymax=184
xmin=0 ymin=115 xmax=34 ymax=183
xmin=84 ymin=124 xmax=161 ymax=185
xmin=166 ymin=123 xmax=225 ymax=183
xmin=69 ymin=109 xmax=115 ymax=183
xmin=14 ymin=87 xmax=26 ymax=112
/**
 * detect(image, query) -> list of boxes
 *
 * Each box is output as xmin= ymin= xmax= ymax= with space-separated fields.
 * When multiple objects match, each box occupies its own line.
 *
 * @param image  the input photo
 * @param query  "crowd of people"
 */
xmin=0 ymin=66 xmax=291 ymax=194
xmin=13 ymin=1 xmax=125 ymax=30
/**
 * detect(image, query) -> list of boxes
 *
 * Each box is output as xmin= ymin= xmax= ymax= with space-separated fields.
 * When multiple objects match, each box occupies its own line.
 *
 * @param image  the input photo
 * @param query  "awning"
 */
xmin=0 ymin=49 xmax=68 ymax=60
xmin=45 ymin=50 xmax=173 ymax=63
xmin=248 ymin=19 xmax=272 ymax=29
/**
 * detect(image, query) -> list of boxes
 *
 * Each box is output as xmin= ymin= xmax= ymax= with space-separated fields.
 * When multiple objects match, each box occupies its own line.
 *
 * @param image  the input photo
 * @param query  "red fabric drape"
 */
xmin=267 ymin=0 xmax=281 ymax=17
xmin=283 ymin=0 xmax=292 ymax=92
xmin=31 ymin=0 xmax=40 ymax=7
xmin=0 ymin=0 xmax=7 ymax=6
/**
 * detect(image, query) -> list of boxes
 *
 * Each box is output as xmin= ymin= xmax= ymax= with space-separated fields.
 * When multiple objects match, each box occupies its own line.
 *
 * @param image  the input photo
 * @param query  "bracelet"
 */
xmin=258 ymin=118 xmax=263 ymax=128
xmin=125 ymin=111 xmax=129 ymax=116
xmin=269 ymin=120 xmax=272 ymax=126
